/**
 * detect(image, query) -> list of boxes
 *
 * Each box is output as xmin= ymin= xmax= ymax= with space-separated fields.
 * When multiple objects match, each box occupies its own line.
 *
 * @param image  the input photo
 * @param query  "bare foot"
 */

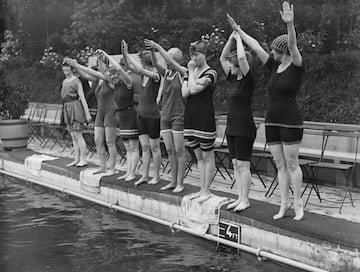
xmin=196 ymin=194 xmax=211 ymax=204
xmin=106 ymin=169 xmax=119 ymax=176
xmin=117 ymin=173 xmax=129 ymax=180
xmin=76 ymin=160 xmax=88 ymax=167
xmin=172 ymin=185 xmax=184 ymax=193
xmin=189 ymin=192 xmax=201 ymax=200
xmin=161 ymin=183 xmax=176 ymax=191
xmin=125 ymin=174 xmax=136 ymax=182
xmin=93 ymin=168 xmax=107 ymax=175
xmin=273 ymin=202 xmax=291 ymax=220
xmin=234 ymin=202 xmax=250 ymax=212
xmin=147 ymin=178 xmax=160 ymax=185
xmin=135 ymin=176 xmax=149 ymax=187
xmin=293 ymin=200 xmax=304 ymax=221
xmin=293 ymin=213 xmax=304 ymax=221
xmin=227 ymin=199 xmax=241 ymax=210
xmin=66 ymin=160 xmax=79 ymax=167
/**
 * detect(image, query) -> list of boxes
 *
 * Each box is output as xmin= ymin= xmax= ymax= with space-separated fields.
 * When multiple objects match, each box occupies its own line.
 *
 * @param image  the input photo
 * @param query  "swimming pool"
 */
xmin=0 ymin=175 xmax=302 ymax=272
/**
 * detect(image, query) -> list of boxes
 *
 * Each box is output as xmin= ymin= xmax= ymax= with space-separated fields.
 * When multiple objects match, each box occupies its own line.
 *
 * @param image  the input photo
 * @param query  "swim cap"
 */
xmin=189 ymin=40 xmax=207 ymax=56
xmin=168 ymin=47 xmax=183 ymax=63
xmin=271 ymin=34 xmax=289 ymax=53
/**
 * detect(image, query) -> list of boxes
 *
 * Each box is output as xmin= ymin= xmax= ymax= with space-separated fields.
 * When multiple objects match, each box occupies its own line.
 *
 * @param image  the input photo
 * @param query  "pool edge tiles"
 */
xmin=1 ymin=149 xmax=360 ymax=272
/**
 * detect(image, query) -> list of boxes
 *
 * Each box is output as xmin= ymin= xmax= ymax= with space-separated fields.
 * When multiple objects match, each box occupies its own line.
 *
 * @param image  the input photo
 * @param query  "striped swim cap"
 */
xmin=271 ymin=34 xmax=289 ymax=53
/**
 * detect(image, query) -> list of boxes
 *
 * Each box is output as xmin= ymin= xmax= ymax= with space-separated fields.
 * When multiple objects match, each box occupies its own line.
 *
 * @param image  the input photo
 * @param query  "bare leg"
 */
xmin=125 ymin=139 xmax=139 ymax=181
xmin=118 ymin=141 xmax=131 ymax=180
xmin=76 ymin=131 xmax=88 ymax=167
xmin=173 ymin=131 xmax=186 ymax=193
xmin=284 ymin=144 xmax=304 ymax=221
xmin=269 ymin=144 xmax=291 ymax=220
xmin=227 ymin=159 xmax=241 ymax=209
xmin=147 ymin=137 xmax=161 ymax=185
xmin=234 ymin=160 xmax=251 ymax=212
xmin=93 ymin=126 xmax=107 ymax=174
xmin=135 ymin=134 xmax=151 ymax=186
xmin=105 ymin=126 xmax=117 ymax=174
xmin=161 ymin=131 xmax=177 ymax=190
xmin=197 ymin=149 xmax=215 ymax=203
xmin=189 ymin=147 xmax=204 ymax=200
xmin=66 ymin=131 xmax=80 ymax=167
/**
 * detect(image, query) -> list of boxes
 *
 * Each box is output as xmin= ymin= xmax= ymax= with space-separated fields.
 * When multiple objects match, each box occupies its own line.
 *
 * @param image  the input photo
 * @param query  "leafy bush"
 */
xmin=39 ymin=47 xmax=64 ymax=70
xmin=2 ymin=66 xmax=64 ymax=104
xmin=0 ymin=30 xmax=25 ymax=68
xmin=0 ymin=69 xmax=30 ymax=119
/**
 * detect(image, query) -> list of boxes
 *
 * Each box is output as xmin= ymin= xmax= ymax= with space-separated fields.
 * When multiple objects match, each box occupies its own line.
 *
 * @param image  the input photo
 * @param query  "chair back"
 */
xmin=30 ymin=104 xmax=46 ymax=123
xmin=43 ymin=104 xmax=62 ymax=125
xmin=21 ymin=104 xmax=35 ymax=120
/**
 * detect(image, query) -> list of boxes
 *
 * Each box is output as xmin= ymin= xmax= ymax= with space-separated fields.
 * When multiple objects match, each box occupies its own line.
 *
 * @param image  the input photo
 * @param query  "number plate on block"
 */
xmin=218 ymin=220 xmax=241 ymax=244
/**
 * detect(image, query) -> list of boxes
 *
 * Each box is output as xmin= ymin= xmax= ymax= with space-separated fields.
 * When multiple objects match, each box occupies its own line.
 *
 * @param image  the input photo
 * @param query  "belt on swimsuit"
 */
xmin=63 ymin=95 xmax=79 ymax=102
xmin=114 ymin=105 xmax=134 ymax=112
xmin=113 ymin=105 xmax=134 ymax=116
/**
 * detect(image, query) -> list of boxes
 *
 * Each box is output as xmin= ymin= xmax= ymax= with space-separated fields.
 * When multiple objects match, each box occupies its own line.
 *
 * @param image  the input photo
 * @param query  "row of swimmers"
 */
xmin=60 ymin=1 xmax=305 ymax=221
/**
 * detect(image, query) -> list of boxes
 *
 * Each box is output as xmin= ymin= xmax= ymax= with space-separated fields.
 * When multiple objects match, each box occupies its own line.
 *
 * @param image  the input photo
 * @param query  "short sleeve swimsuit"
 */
xmin=61 ymin=77 xmax=86 ymax=131
xmin=264 ymin=56 xmax=305 ymax=144
xmin=184 ymin=68 xmax=217 ymax=151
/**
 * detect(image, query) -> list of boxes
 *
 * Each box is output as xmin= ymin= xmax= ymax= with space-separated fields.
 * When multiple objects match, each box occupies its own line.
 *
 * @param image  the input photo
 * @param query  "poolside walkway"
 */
xmin=27 ymin=139 xmax=360 ymax=224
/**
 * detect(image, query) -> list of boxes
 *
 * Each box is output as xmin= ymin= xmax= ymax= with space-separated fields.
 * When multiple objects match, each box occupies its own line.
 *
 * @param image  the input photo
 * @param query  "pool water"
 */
xmin=0 ymin=175 xmax=301 ymax=272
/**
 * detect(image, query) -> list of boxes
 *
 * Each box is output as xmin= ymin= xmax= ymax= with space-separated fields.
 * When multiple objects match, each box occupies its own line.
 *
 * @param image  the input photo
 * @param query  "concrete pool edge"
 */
xmin=0 ymin=151 xmax=359 ymax=272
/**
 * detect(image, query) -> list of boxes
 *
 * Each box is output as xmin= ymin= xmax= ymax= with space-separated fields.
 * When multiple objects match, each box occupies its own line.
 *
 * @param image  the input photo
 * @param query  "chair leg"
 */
xmin=339 ymin=190 xmax=348 ymax=214
xmin=265 ymin=177 xmax=278 ymax=197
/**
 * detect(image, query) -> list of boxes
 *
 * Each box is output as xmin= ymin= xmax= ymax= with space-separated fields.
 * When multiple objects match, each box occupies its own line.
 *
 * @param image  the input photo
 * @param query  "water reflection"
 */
xmin=0 ymin=176 xmax=300 ymax=272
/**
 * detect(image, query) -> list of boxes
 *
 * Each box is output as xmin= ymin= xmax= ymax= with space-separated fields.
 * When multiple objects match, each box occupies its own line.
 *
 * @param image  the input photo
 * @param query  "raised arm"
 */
xmin=121 ymin=40 xmax=135 ymax=71
xmin=64 ymin=57 xmax=107 ymax=81
xmin=145 ymin=39 xmax=187 ymax=76
xmin=280 ymin=1 xmax=302 ymax=66
xmin=97 ymin=49 xmax=133 ymax=87
xmin=148 ymin=45 xmax=166 ymax=76
xmin=220 ymin=32 xmax=235 ymax=75
xmin=227 ymin=14 xmax=269 ymax=65
xmin=76 ymin=68 xmax=98 ymax=83
xmin=121 ymin=40 xmax=159 ymax=80
xmin=234 ymin=32 xmax=250 ymax=76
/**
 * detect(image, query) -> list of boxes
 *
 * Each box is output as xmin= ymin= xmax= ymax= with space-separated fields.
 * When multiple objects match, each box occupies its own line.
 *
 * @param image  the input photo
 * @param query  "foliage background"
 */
xmin=0 ymin=0 xmax=359 ymax=123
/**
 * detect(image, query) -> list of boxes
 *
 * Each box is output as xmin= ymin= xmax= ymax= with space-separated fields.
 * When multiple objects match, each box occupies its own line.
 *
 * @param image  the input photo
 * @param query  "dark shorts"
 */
xmin=115 ymin=106 xmax=138 ymax=140
xmin=137 ymin=115 xmax=160 ymax=139
xmin=94 ymin=108 xmax=117 ymax=128
xmin=161 ymin=115 xmax=184 ymax=132
xmin=226 ymin=135 xmax=255 ymax=161
xmin=265 ymin=125 xmax=303 ymax=145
